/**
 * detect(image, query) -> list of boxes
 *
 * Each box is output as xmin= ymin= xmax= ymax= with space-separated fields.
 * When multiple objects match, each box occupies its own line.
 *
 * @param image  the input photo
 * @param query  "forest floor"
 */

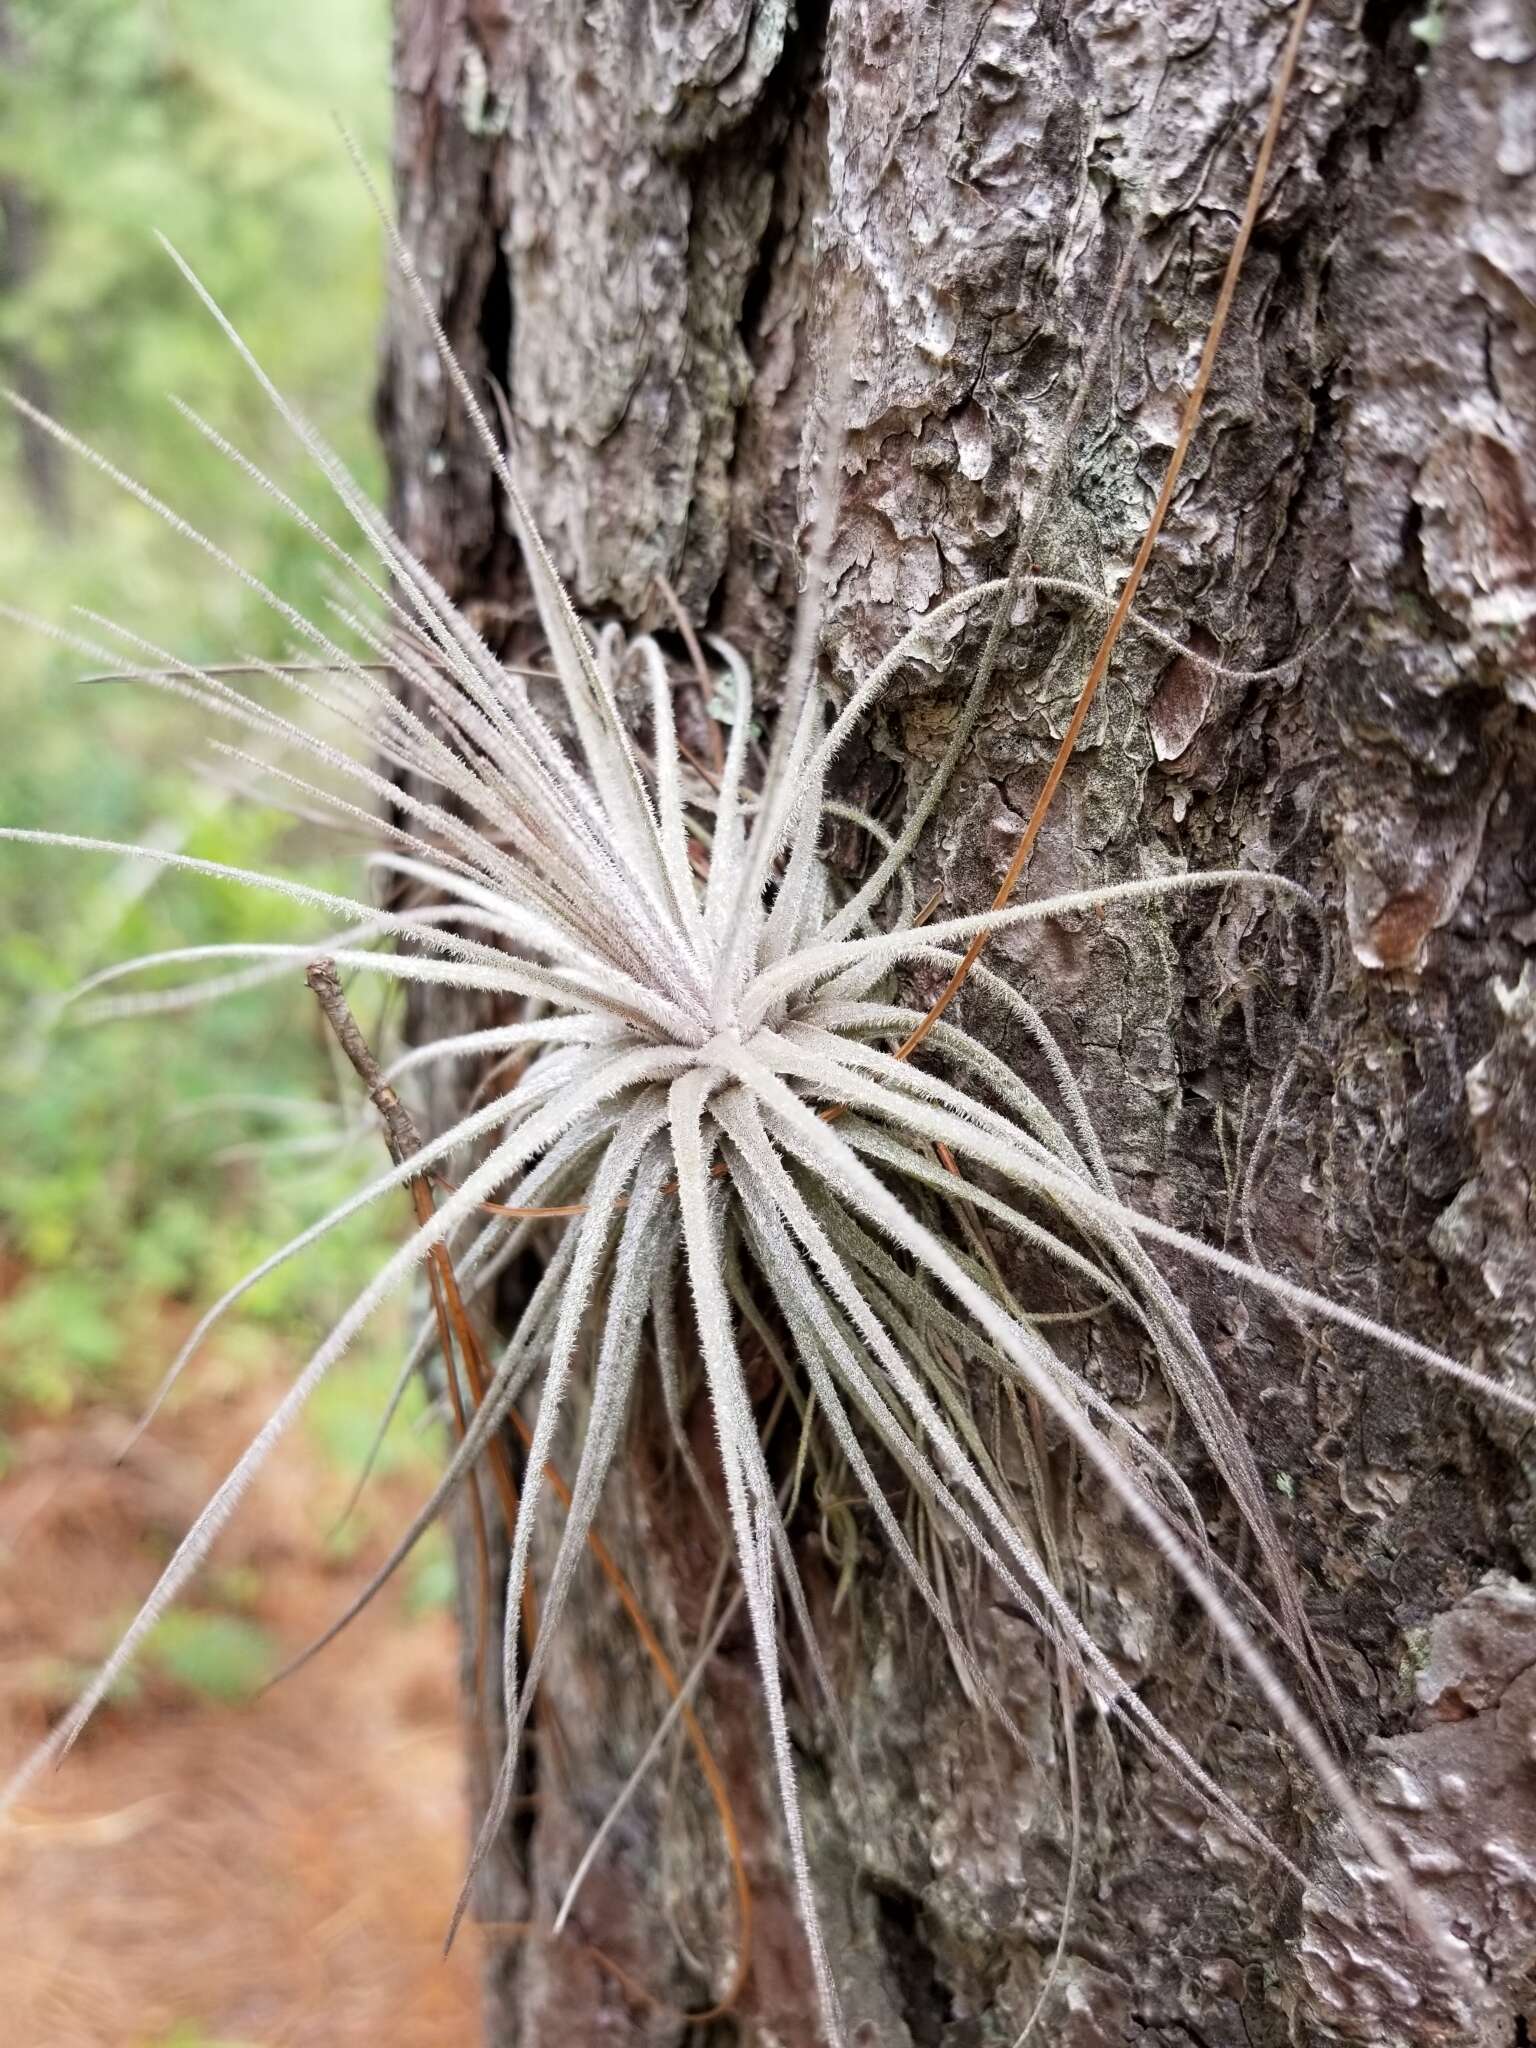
xmin=0 ymin=1356 xmax=481 ymax=2048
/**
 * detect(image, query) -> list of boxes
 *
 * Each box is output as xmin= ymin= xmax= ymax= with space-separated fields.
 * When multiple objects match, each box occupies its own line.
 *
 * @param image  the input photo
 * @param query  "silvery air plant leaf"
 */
xmin=2 ymin=33 xmax=1528 ymax=2048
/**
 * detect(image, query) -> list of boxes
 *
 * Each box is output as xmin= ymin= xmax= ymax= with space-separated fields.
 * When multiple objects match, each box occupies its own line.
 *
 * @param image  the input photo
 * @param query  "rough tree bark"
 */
xmin=379 ymin=1 xmax=1536 ymax=2041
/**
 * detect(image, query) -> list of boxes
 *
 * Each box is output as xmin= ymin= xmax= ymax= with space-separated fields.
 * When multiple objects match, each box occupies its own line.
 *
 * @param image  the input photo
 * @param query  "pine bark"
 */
xmin=380 ymin=2 xmax=1536 ymax=2040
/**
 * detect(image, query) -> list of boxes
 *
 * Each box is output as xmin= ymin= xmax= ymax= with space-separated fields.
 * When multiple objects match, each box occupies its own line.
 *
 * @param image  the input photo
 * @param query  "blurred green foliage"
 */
xmin=308 ymin=1350 xmax=439 ymax=1484
xmin=0 ymin=1 xmax=409 ymax=1430
xmin=403 ymin=1526 xmax=457 ymax=1617
xmin=145 ymin=1608 xmax=277 ymax=1704
xmin=143 ymin=2027 xmax=256 ymax=2048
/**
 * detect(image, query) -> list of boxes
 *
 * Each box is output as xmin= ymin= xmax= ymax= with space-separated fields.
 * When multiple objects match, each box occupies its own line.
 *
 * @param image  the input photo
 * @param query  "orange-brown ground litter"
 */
xmin=0 ymin=1377 xmax=481 ymax=2048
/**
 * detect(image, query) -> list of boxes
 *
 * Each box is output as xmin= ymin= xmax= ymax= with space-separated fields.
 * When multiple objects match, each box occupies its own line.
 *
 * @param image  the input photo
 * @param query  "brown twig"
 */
xmin=306 ymin=957 xmax=420 ymax=1164
xmin=887 ymin=0 xmax=1316 ymax=1068
xmin=656 ymin=572 xmax=726 ymax=777
xmin=304 ymin=957 xmax=752 ymax=2022
xmin=306 ymin=957 xmax=500 ymax=1750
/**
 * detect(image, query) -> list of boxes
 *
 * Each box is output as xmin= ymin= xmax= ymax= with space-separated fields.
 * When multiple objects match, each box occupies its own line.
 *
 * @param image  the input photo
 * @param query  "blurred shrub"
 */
xmin=0 ymin=0 xmax=403 ymax=1423
xmin=146 ymin=1610 xmax=276 ymax=1705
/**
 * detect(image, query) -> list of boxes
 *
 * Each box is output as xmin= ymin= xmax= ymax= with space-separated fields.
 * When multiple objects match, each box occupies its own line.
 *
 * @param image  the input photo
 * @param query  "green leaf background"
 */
xmin=0 ymin=1 xmax=408 ymax=1435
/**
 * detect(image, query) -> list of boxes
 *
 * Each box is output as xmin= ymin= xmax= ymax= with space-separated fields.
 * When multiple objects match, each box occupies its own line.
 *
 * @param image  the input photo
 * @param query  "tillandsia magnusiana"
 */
xmin=2 ymin=2 xmax=1530 ymax=2040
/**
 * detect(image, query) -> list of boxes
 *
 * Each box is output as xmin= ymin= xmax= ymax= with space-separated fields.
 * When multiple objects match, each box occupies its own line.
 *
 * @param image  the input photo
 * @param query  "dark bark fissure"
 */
xmin=872 ymin=1886 xmax=956 ymax=2047
xmin=382 ymin=2 xmax=1536 ymax=2040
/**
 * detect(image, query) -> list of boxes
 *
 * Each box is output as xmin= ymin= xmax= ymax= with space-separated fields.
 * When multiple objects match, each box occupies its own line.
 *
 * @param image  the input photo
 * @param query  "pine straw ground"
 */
xmin=0 ymin=1359 xmax=478 ymax=2048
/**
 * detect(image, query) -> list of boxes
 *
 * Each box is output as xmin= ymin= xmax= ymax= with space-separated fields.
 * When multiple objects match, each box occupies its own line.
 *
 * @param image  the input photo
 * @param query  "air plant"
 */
xmin=2 ymin=3 xmax=1528 ymax=2040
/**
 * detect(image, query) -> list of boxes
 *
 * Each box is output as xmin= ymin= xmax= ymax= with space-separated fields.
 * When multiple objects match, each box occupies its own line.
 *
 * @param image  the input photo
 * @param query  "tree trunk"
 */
xmin=379 ymin=2 xmax=1536 ymax=2040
